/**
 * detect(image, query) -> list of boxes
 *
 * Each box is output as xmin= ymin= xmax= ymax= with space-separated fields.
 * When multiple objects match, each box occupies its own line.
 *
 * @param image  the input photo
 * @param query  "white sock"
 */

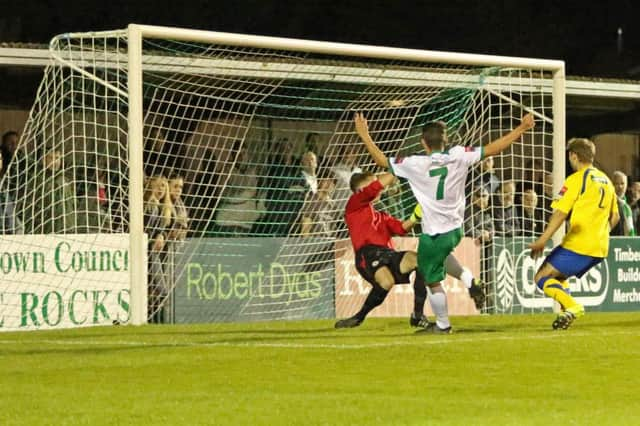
xmin=460 ymin=268 xmax=474 ymax=289
xmin=428 ymin=291 xmax=450 ymax=329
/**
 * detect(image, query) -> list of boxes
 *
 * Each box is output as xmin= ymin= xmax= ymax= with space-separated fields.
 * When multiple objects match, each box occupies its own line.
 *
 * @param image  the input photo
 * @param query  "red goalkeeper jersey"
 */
xmin=344 ymin=180 xmax=407 ymax=252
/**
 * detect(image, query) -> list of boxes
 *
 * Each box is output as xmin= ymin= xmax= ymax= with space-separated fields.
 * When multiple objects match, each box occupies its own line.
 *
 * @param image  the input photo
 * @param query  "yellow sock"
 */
xmin=560 ymin=280 xmax=570 ymax=291
xmin=541 ymin=278 xmax=577 ymax=310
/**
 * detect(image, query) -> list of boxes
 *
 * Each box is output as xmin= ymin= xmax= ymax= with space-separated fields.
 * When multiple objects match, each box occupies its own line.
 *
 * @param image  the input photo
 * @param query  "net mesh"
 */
xmin=0 ymin=29 xmax=558 ymax=330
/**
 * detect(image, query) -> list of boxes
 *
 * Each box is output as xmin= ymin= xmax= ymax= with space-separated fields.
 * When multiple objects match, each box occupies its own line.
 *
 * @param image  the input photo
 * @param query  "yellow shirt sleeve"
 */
xmin=610 ymin=189 xmax=619 ymax=214
xmin=550 ymin=175 xmax=579 ymax=214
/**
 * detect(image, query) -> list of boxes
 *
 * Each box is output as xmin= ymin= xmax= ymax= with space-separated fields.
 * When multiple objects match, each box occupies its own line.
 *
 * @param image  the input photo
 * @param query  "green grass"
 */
xmin=1 ymin=313 xmax=640 ymax=426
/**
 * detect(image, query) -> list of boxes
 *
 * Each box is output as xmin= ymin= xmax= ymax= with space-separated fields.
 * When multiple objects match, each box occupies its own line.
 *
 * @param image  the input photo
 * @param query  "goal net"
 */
xmin=0 ymin=25 xmax=565 ymax=330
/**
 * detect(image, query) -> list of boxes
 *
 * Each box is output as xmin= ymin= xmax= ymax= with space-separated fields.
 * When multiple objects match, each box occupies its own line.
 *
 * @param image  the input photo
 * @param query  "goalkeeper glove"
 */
xmin=409 ymin=204 xmax=423 ymax=223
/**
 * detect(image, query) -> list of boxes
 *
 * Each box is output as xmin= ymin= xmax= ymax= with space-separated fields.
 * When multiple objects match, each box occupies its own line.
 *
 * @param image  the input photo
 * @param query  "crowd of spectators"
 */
xmin=3 ymin=127 xmax=640 ymax=242
xmin=2 ymin=125 xmax=640 ymax=321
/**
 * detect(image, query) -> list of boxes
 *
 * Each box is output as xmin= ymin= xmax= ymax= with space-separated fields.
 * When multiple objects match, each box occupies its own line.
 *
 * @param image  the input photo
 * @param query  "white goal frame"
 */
xmin=57 ymin=24 xmax=566 ymax=325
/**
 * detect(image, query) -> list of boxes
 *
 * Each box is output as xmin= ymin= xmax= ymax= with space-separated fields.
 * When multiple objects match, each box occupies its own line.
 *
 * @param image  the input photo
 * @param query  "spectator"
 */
xmin=611 ymin=171 xmax=635 ymax=236
xmin=212 ymin=144 xmax=266 ymax=235
xmin=517 ymin=159 xmax=544 ymax=204
xmin=520 ymin=188 xmax=542 ymax=237
xmin=0 ymin=153 xmax=23 ymax=234
xmin=472 ymin=156 xmax=501 ymax=195
xmin=168 ymin=172 xmax=189 ymax=243
xmin=300 ymin=177 xmax=337 ymax=238
xmin=305 ymin=132 xmax=324 ymax=167
xmin=76 ymin=160 xmax=113 ymax=233
xmin=540 ymin=171 xmax=554 ymax=220
xmin=254 ymin=137 xmax=300 ymax=236
xmin=299 ymin=177 xmax=338 ymax=273
xmin=258 ymin=149 xmax=318 ymax=236
xmin=144 ymin=175 xmax=172 ymax=323
xmin=297 ymin=150 xmax=319 ymax=194
xmin=0 ymin=130 xmax=18 ymax=179
xmin=493 ymin=180 xmax=522 ymax=237
xmin=305 ymin=132 xmax=320 ymax=153
xmin=23 ymin=148 xmax=77 ymax=234
xmin=628 ymin=181 xmax=640 ymax=232
xmin=465 ymin=187 xmax=495 ymax=289
xmin=331 ymin=149 xmax=362 ymax=206
xmin=465 ymin=187 xmax=495 ymax=246
xmin=1 ymin=130 xmax=29 ymax=202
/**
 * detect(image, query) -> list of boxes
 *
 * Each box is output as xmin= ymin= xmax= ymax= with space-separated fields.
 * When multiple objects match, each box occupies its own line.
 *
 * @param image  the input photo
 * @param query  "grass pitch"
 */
xmin=1 ymin=312 xmax=640 ymax=426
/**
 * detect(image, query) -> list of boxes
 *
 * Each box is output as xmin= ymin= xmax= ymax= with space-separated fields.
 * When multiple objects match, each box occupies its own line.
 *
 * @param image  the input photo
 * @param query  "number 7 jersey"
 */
xmin=551 ymin=166 xmax=618 ymax=258
xmin=389 ymin=146 xmax=483 ymax=236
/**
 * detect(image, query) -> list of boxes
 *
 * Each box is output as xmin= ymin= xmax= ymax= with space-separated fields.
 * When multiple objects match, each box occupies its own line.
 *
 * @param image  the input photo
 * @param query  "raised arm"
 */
xmin=483 ymin=113 xmax=535 ymax=157
xmin=376 ymin=172 xmax=396 ymax=188
xmin=354 ymin=113 xmax=389 ymax=169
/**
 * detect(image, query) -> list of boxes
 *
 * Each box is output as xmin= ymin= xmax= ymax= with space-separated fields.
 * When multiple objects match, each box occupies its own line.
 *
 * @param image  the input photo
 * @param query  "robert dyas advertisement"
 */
xmin=493 ymin=237 xmax=640 ymax=313
xmin=172 ymin=238 xmax=336 ymax=322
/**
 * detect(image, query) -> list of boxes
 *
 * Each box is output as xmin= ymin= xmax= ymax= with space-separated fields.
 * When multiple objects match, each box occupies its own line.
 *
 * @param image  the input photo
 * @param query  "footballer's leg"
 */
xmin=398 ymin=251 xmax=430 ymax=328
xmin=409 ymin=272 xmax=430 ymax=328
xmin=335 ymin=266 xmax=394 ymax=329
xmin=534 ymin=261 xmax=583 ymax=330
xmin=415 ymin=230 xmax=461 ymax=334
xmin=445 ymin=254 xmax=485 ymax=310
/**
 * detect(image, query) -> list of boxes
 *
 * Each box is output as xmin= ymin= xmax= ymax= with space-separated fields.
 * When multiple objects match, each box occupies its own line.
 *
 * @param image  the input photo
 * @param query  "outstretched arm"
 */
xmin=528 ymin=209 xmax=568 ymax=259
xmin=354 ymin=113 xmax=389 ymax=168
xmin=484 ymin=113 xmax=535 ymax=157
xmin=401 ymin=204 xmax=422 ymax=231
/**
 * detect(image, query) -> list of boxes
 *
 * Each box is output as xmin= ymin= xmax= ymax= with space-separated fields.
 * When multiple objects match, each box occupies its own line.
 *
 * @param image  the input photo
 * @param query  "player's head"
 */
xmin=566 ymin=138 xmax=595 ymax=170
xmin=612 ymin=171 xmax=628 ymax=198
xmin=421 ymin=121 xmax=448 ymax=153
xmin=350 ymin=171 xmax=376 ymax=193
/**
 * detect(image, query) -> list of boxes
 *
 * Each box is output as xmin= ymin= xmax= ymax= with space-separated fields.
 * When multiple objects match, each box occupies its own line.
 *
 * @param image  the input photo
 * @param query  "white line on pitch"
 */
xmin=0 ymin=329 xmax=636 ymax=350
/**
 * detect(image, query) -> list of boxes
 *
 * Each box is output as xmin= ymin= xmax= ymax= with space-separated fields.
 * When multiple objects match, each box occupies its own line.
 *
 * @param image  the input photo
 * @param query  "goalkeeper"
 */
xmin=335 ymin=171 xmax=485 ymax=329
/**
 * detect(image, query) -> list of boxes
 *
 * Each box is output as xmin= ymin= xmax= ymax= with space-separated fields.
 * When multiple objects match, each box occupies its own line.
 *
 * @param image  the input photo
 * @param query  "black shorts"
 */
xmin=355 ymin=245 xmax=412 ymax=287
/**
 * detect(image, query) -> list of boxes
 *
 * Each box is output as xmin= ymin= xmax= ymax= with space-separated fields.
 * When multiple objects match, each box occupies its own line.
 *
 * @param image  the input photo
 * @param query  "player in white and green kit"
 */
xmin=355 ymin=112 xmax=535 ymax=333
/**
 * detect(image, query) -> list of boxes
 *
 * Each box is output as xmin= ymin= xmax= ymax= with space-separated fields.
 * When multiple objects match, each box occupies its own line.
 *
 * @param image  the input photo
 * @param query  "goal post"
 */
xmin=127 ymin=25 xmax=566 ymax=318
xmin=0 ymin=24 xmax=566 ymax=331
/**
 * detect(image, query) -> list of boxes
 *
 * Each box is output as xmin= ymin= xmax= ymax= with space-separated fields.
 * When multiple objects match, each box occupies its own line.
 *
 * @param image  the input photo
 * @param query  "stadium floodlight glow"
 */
xmin=0 ymin=24 xmax=565 ymax=331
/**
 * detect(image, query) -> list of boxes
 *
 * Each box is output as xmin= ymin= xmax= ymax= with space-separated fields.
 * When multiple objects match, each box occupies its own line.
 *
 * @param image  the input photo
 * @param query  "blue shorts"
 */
xmin=545 ymin=246 xmax=602 ymax=278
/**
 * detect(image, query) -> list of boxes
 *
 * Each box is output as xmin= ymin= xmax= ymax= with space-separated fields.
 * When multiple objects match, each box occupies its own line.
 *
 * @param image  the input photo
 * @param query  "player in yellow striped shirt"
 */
xmin=529 ymin=138 xmax=619 ymax=329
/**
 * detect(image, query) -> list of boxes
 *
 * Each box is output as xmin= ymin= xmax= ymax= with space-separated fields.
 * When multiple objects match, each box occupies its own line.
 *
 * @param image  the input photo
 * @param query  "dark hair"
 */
xmin=473 ymin=187 xmax=489 ymax=198
xmin=1 ymin=131 xmax=18 ymax=146
xmin=168 ymin=171 xmax=184 ymax=181
xmin=567 ymin=138 xmax=595 ymax=163
xmin=349 ymin=171 xmax=375 ymax=192
xmin=421 ymin=121 xmax=448 ymax=151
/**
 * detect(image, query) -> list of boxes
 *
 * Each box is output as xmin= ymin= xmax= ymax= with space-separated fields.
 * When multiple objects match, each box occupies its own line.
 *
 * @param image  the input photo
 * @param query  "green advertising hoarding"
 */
xmin=173 ymin=238 xmax=335 ymax=322
xmin=492 ymin=237 xmax=640 ymax=313
xmin=0 ymin=234 xmax=131 ymax=331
